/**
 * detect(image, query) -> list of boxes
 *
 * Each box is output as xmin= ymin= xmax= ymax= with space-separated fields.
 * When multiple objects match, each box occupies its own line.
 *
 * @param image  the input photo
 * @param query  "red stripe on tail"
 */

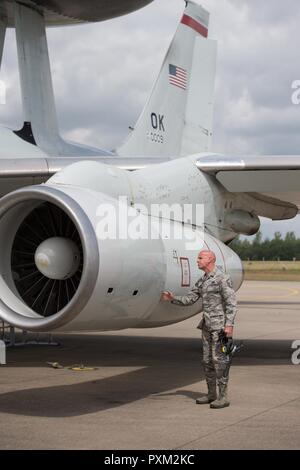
xmin=181 ymin=14 xmax=208 ymax=38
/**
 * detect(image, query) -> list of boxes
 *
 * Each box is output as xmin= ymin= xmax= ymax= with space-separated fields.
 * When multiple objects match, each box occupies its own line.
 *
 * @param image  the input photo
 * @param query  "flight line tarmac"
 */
xmin=0 ymin=281 xmax=300 ymax=450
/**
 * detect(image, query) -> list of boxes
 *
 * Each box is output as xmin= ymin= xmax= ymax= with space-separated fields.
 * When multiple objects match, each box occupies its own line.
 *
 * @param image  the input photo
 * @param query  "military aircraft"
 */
xmin=0 ymin=0 xmax=299 ymax=333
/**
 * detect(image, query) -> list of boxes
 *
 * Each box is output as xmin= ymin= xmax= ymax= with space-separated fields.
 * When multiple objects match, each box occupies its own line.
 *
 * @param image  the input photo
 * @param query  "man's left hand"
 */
xmin=224 ymin=326 xmax=234 ymax=337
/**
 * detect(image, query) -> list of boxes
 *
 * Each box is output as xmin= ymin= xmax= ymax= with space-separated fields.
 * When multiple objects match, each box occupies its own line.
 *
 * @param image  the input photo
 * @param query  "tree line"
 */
xmin=229 ymin=232 xmax=300 ymax=261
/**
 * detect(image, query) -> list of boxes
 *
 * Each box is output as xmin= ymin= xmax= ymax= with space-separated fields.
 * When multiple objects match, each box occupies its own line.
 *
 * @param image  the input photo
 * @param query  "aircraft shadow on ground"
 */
xmin=0 ymin=334 xmax=296 ymax=418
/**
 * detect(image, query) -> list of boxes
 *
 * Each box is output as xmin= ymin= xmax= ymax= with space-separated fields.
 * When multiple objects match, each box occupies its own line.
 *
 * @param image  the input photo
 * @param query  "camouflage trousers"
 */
xmin=202 ymin=327 xmax=231 ymax=387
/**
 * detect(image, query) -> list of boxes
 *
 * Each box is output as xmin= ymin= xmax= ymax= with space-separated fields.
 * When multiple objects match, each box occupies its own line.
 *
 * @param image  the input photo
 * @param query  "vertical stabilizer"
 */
xmin=117 ymin=1 xmax=217 ymax=158
xmin=181 ymin=36 xmax=217 ymax=155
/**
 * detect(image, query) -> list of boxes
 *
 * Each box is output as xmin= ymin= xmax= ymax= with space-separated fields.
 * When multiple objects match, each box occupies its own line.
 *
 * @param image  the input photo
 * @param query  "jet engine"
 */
xmin=0 ymin=184 xmax=244 ymax=332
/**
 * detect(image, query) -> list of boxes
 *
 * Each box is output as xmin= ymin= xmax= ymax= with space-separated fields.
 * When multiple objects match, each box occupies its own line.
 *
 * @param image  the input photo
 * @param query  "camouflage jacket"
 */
xmin=171 ymin=267 xmax=237 ymax=331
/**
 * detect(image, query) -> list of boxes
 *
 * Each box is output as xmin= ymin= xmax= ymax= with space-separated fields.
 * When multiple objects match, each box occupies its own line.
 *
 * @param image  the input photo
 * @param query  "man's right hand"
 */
xmin=161 ymin=291 xmax=174 ymax=302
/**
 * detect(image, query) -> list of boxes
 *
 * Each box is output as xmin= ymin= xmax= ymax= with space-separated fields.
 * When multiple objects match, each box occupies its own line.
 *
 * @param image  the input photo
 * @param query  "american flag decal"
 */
xmin=169 ymin=64 xmax=187 ymax=90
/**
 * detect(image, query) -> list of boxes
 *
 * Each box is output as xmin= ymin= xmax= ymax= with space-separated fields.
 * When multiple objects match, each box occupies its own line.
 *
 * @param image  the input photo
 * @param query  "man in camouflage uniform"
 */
xmin=161 ymin=250 xmax=237 ymax=409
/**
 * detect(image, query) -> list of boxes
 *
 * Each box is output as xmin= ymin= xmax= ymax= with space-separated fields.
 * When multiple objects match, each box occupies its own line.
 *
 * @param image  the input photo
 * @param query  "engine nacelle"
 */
xmin=0 ymin=184 xmax=244 ymax=331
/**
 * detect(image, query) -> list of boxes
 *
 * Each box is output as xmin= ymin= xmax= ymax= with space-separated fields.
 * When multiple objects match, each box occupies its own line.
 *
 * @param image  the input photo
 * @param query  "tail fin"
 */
xmin=117 ymin=1 xmax=217 ymax=158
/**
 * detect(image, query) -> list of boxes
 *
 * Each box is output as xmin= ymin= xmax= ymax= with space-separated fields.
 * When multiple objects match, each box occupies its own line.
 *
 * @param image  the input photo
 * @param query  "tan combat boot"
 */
xmin=196 ymin=382 xmax=217 ymax=405
xmin=210 ymin=383 xmax=230 ymax=409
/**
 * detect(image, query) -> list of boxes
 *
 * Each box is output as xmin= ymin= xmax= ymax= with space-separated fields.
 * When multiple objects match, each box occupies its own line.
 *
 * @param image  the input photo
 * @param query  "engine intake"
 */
xmin=0 ymin=186 xmax=99 ymax=331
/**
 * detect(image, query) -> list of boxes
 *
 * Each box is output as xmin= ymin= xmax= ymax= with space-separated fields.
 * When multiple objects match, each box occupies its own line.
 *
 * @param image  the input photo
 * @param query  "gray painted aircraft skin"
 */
xmin=0 ymin=1 xmax=298 ymax=333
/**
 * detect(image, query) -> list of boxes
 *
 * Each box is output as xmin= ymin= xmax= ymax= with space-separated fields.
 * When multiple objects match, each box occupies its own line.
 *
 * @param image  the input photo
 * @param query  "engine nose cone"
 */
xmin=35 ymin=237 xmax=80 ymax=280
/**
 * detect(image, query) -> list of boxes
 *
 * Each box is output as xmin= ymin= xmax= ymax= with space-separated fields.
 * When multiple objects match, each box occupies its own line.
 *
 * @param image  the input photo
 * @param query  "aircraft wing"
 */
xmin=196 ymin=154 xmax=300 ymax=210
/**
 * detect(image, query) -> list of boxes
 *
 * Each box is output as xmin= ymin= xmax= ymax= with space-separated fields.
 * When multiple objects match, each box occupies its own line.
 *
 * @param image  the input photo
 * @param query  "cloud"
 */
xmin=1 ymin=0 xmax=300 ymax=237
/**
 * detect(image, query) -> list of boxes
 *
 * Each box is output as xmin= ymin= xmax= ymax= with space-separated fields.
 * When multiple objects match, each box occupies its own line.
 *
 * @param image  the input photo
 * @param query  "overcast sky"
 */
xmin=1 ymin=0 xmax=300 ymax=239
